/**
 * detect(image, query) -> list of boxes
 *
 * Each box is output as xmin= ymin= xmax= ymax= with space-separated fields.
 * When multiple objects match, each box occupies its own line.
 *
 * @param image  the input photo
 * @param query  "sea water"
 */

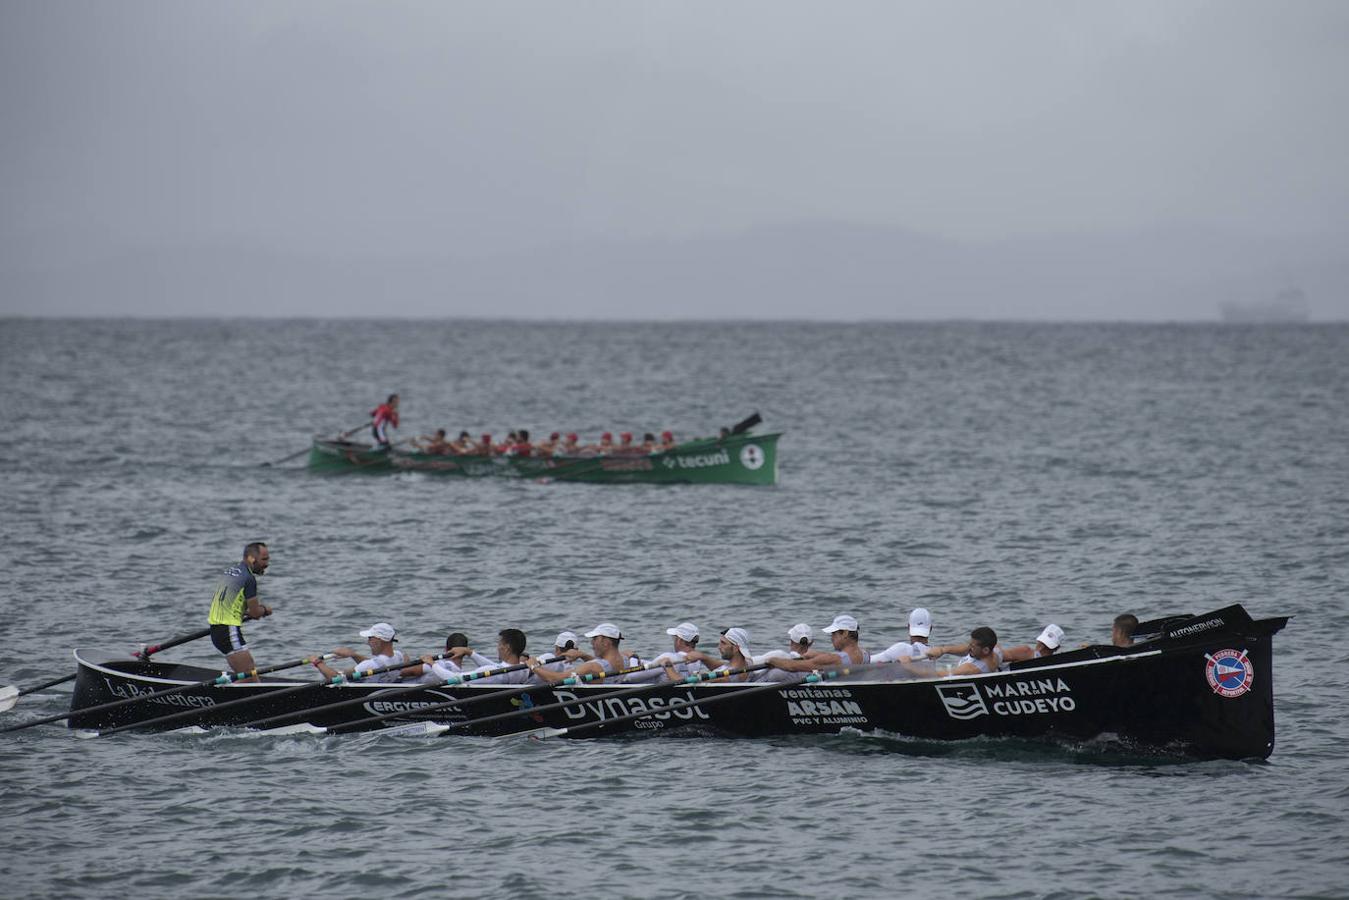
xmin=1 ymin=319 xmax=1346 ymax=897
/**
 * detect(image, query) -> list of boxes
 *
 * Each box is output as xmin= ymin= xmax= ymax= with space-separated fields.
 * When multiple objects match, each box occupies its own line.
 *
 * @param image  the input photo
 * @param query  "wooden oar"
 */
xmin=540 ymin=666 xmax=847 ymax=739
xmin=84 ymin=650 xmax=468 ymax=737
xmin=0 ymin=653 xmax=333 ymax=734
xmin=297 ymin=661 xmax=654 ymax=736
xmin=262 ymin=420 xmax=371 ymax=467
xmin=0 ymin=626 xmax=212 ymax=713
xmin=419 ymin=662 xmax=775 ymax=738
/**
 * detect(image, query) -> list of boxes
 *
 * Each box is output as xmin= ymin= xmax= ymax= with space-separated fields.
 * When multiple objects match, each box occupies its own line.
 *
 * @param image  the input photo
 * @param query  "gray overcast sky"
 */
xmin=1 ymin=1 xmax=1346 ymax=317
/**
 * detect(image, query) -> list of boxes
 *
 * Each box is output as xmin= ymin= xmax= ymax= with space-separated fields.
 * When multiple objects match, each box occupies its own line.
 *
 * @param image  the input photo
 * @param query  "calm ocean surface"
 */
xmin=1 ymin=319 xmax=1346 ymax=898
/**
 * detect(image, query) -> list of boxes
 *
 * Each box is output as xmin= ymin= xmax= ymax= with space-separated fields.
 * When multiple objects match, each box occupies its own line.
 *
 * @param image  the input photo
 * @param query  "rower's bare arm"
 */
xmin=1000 ymin=644 xmax=1035 ymax=663
xmin=767 ymin=653 xmax=839 ymax=672
xmin=245 ymin=596 xmax=272 ymax=619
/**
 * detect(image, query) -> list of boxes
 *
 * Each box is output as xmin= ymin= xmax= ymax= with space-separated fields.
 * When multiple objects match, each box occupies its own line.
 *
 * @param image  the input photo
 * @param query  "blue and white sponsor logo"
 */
xmin=936 ymin=683 xmax=989 ymax=720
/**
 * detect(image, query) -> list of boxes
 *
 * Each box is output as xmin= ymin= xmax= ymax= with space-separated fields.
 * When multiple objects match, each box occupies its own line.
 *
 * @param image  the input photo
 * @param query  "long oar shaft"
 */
xmin=263 ymin=420 xmax=372 ymax=467
xmin=0 ymin=654 xmax=329 ymax=734
xmin=546 ymin=667 xmax=847 ymax=739
xmin=135 ymin=626 xmax=213 ymax=661
xmin=15 ymin=673 xmax=78 ymax=697
xmin=95 ymin=650 xmax=466 ymax=736
xmin=318 ymin=662 xmax=650 ymax=735
xmin=245 ymin=660 xmax=531 ymax=730
xmin=431 ymin=663 xmax=773 ymax=737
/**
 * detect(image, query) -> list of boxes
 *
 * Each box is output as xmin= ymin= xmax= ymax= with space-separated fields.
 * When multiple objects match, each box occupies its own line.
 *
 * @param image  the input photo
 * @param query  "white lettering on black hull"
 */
xmin=553 ymin=690 xmax=712 ymax=723
xmin=784 ymin=689 xmax=868 ymax=727
xmin=101 ymin=678 xmax=217 ymax=709
xmin=936 ymin=677 xmax=1077 ymax=720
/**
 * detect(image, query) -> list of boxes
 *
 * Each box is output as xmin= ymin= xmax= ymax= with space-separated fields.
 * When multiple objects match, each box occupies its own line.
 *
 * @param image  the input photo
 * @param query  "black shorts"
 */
xmin=210 ymin=624 xmax=249 ymax=656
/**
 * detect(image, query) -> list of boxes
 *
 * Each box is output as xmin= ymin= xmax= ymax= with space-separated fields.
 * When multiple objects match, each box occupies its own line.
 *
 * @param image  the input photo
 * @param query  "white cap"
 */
xmin=359 ymin=622 xmax=397 ymax=642
xmin=723 ymin=627 xmax=753 ymax=658
xmin=1036 ymin=624 xmax=1065 ymax=650
xmin=554 ymin=631 xmax=579 ymax=649
xmin=788 ymin=623 xmax=813 ymax=643
xmin=665 ymin=622 xmax=699 ymax=642
xmin=908 ymin=608 xmax=932 ymax=638
xmin=823 ymin=614 xmax=859 ymax=634
xmin=584 ymin=622 xmax=623 ymax=640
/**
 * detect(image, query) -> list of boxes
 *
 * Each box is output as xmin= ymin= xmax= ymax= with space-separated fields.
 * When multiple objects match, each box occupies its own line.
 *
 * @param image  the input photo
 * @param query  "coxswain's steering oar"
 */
xmin=83 ymin=650 xmax=471 ymax=737
xmin=262 ymin=420 xmax=371 ymax=467
xmin=134 ymin=626 xmax=213 ymax=661
xmin=539 ymin=666 xmax=848 ymax=739
xmin=0 ymin=653 xmax=334 ymax=735
xmin=0 ymin=626 xmax=213 ymax=713
xmin=293 ymin=661 xmax=655 ymax=736
xmin=420 ymin=662 xmax=775 ymax=738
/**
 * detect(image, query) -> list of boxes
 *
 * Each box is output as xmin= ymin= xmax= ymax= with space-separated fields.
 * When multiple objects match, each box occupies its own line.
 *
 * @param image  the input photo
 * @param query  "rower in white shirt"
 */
xmin=625 ymin=622 xmax=709 ymax=684
xmin=456 ymin=629 xmax=532 ymax=684
xmin=755 ymin=623 xmax=815 ymax=683
xmin=871 ymin=608 xmax=940 ymax=671
xmin=679 ymin=627 xmax=758 ymax=681
xmin=313 ymin=622 xmax=407 ymax=684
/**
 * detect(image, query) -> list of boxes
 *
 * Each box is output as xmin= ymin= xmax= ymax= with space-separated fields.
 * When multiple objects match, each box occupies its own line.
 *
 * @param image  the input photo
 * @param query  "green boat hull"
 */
xmin=307 ymin=439 xmax=395 ymax=473
xmin=305 ymin=432 xmax=778 ymax=485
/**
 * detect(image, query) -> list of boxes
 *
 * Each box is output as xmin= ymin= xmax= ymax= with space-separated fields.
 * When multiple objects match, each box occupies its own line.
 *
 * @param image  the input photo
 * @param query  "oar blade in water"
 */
xmin=0 ymin=685 xmax=19 ymax=712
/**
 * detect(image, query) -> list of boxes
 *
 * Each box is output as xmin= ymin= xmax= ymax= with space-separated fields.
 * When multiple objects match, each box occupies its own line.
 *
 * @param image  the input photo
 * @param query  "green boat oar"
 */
xmin=84 ymin=649 xmax=467 ymax=737
xmin=1 ymin=626 xmax=212 ymax=713
xmin=540 ymin=666 xmax=848 ymax=739
xmin=296 ymin=661 xmax=655 ymax=736
xmin=420 ymin=662 xmax=775 ymax=738
xmin=262 ymin=420 xmax=370 ymax=467
xmin=1 ymin=653 xmax=332 ymax=735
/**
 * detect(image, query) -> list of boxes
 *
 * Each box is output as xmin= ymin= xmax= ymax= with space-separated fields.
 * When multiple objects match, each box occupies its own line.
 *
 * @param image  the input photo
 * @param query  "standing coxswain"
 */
xmin=370 ymin=393 xmax=400 ymax=448
xmin=206 ymin=542 xmax=274 ymax=679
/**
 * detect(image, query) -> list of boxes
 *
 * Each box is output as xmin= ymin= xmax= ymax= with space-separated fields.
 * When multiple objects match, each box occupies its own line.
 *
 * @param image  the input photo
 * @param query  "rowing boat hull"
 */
xmin=66 ymin=606 xmax=1284 ymax=759
xmin=307 ymin=438 xmax=393 ymax=472
xmin=388 ymin=431 xmax=781 ymax=485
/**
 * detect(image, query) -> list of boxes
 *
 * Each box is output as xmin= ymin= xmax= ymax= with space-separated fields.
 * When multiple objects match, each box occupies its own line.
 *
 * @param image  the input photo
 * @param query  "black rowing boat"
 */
xmin=64 ymin=604 xmax=1286 ymax=759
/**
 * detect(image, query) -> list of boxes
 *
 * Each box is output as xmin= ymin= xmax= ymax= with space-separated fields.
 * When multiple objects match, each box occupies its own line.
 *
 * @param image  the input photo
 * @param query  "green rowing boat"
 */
xmin=307 ymin=439 xmax=395 ymax=473
xmin=308 ymin=432 xmax=780 ymax=485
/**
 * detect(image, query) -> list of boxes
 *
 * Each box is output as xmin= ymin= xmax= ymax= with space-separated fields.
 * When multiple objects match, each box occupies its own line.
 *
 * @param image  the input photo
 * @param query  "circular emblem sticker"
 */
xmin=1205 ymin=649 xmax=1253 ymax=698
xmin=739 ymin=444 xmax=765 ymax=470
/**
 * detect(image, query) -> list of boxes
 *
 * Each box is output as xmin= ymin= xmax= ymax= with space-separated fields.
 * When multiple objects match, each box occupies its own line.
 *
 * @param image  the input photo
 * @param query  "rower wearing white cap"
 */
xmin=755 ymin=624 xmax=816 ymax=683
xmin=529 ymin=631 xmax=589 ymax=675
xmin=1001 ymin=624 xmax=1065 ymax=663
xmin=681 ymin=627 xmax=758 ymax=681
xmin=527 ymin=623 xmax=628 ymax=684
xmin=628 ymin=622 xmax=709 ymax=684
xmin=764 ymin=614 xmax=870 ymax=673
xmin=871 ymin=608 xmax=940 ymax=666
xmin=314 ymin=622 xmax=406 ymax=683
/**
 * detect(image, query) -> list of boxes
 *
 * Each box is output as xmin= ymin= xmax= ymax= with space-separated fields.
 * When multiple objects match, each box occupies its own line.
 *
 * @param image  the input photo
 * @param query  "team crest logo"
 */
xmin=935 ymin=683 xmax=988 ymax=720
xmin=1205 ymin=649 xmax=1254 ymax=698
xmin=739 ymin=444 xmax=765 ymax=470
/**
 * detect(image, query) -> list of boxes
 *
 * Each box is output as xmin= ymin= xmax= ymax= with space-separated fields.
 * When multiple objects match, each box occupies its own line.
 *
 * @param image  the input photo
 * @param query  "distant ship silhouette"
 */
xmin=1220 ymin=287 xmax=1309 ymax=323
